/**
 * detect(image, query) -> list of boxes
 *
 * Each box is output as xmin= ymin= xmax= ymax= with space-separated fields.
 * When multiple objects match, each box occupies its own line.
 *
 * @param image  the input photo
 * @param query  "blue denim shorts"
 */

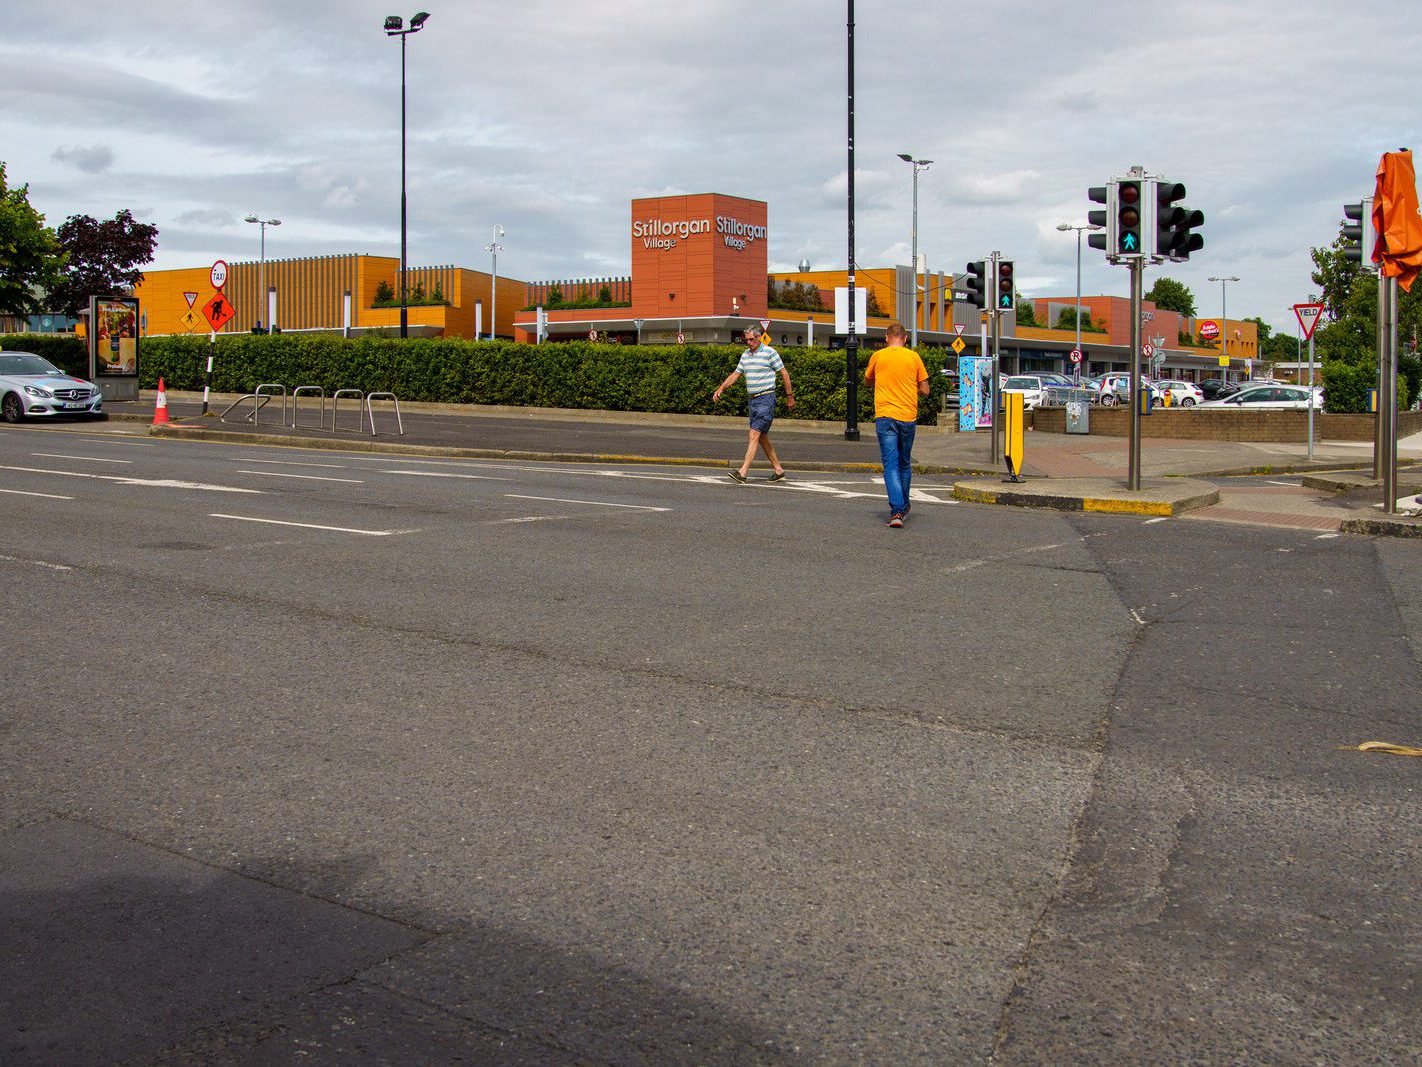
xmin=748 ymin=392 xmax=776 ymax=433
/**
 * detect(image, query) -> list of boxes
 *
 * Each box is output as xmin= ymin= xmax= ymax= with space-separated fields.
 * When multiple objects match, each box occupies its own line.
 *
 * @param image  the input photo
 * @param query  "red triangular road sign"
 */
xmin=183 ymin=291 xmax=199 ymax=308
xmin=953 ymin=323 xmax=966 ymax=337
xmin=1293 ymin=302 xmax=1325 ymax=341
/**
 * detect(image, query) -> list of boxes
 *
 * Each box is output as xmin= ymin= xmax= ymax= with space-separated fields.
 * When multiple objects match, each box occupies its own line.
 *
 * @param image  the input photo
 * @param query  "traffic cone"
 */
xmin=152 ymin=378 xmax=171 ymax=425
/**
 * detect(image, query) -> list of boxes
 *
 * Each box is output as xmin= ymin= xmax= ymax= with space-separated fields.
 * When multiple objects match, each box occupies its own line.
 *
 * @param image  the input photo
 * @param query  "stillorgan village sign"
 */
xmin=633 ymin=215 xmax=766 ymax=252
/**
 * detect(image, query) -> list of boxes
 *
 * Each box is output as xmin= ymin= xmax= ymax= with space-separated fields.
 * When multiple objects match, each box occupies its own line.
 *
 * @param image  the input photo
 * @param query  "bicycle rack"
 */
xmin=218 ymin=393 xmax=272 ymax=423
xmin=292 ymin=386 xmax=327 ymax=431
xmin=365 ymin=392 xmax=404 ymax=437
xmin=332 ymin=389 xmax=366 ymax=433
xmin=254 ymin=383 xmax=289 ymax=427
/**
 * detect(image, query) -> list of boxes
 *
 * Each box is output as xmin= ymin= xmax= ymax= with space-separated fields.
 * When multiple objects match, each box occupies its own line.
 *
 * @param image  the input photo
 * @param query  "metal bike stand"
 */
xmin=364 ymin=392 xmax=404 ymax=437
xmin=332 ymin=389 xmax=366 ymax=433
xmin=254 ymin=383 xmax=289 ymax=427
xmin=218 ymin=394 xmax=271 ymax=423
xmin=292 ymin=386 xmax=327 ymax=431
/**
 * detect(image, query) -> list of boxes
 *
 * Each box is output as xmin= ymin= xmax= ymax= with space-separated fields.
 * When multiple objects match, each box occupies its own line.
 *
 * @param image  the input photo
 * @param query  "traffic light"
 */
xmin=1155 ymin=181 xmax=1205 ymax=262
xmin=963 ymin=260 xmax=987 ymax=308
xmin=1088 ymin=184 xmax=1113 ymax=252
xmin=1117 ymin=179 xmax=1143 ymax=255
xmin=995 ymin=260 xmax=1015 ymax=312
xmin=1342 ymin=198 xmax=1376 ymax=271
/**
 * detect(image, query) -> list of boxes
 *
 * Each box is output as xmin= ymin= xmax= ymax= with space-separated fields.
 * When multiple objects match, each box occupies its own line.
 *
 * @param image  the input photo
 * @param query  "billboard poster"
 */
xmin=958 ymin=355 xmax=993 ymax=431
xmin=89 ymin=297 xmax=140 ymax=377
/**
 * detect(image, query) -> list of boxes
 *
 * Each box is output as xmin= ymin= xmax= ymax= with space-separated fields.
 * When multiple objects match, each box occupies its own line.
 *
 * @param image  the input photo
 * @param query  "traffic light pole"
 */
xmin=990 ymin=250 xmax=1001 ymax=467
xmin=843 ymin=0 xmax=860 ymax=441
xmin=1374 ymin=273 xmax=1386 ymax=480
xmin=1127 ymin=257 xmax=1144 ymax=491
xmin=1383 ymin=275 xmax=1399 ymax=513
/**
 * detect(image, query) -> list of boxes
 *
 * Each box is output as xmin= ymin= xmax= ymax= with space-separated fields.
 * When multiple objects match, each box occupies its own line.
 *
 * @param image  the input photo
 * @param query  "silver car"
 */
xmin=1198 ymin=384 xmax=1322 ymax=410
xmin=0 ymin=351 xmax=104 ymax=422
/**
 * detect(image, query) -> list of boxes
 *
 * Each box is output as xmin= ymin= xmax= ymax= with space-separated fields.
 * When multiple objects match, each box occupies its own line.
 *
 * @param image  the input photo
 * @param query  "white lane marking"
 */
xmin=31 ymin=452 xmax=133 ymax=464
xmin=1130 ymin=608 xmax=1147 ymax=625
xmin=942 ymin=531 xmax=1109 ymax=575
xmin=236 ymin=470 xmax=365 ymax=484
xmin=0 ymin=553 xmax=72 ymax=571
xmin=1143 ymin=517 xmax=1168 ymax=524
xmin=1316 ymin=533 xmax=1340 ymax=540
xmin=505 ymin=493 xmax=670 ymax=512
xmin=208 ymin=514 xmax=420 ymax=536
xmin=486 ymin=514 xmax=574 ymax=525
xmin=1266 ymin=479 xmax=1299 ymax=486
xmin=381 ymin=469 xmax=510 ymax=481
xmin=241 ymin=459 xmax=351 ymax=469
xmin=0 ymin=488 xmax=74 ymax=500
xmin=0 ymin=464 xmax=263 ymax=494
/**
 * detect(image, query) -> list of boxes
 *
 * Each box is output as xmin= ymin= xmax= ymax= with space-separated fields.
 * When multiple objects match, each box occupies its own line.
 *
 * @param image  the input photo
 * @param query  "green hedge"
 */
xmin=1321 ymin=360 xmax=1411 ymax=413
xmin=0 ymin=334 xmax=950 ymax=424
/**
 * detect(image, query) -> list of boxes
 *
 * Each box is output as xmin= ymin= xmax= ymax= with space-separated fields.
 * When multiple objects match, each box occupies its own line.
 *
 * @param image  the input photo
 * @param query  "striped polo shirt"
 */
xmin=736 ymin=343 xmax=784 ymax=396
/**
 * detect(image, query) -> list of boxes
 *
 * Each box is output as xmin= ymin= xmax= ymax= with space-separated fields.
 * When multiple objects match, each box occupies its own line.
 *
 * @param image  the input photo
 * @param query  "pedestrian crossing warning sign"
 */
xmin=178 ymin=308 xmax=202 ymax=332
xmin=951 ymin=338 xmax=966 ymax=355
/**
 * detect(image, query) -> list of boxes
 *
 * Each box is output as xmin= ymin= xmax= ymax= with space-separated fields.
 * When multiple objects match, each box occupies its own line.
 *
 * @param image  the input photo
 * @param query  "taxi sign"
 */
xmin=210 ymin=260 xmax=228 ymax=290
xmin=201 ymin=291 xmax=235 ymax=331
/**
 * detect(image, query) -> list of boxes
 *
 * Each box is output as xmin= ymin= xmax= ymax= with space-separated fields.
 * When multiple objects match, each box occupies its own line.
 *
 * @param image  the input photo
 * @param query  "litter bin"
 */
xmin=1066 ymin=400 xmax=1090 ymax=434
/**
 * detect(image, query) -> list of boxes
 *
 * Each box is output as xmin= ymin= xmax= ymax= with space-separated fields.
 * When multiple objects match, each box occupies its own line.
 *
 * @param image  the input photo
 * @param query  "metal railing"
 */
xmin=218 ymin=393 xmax=272 ymax=423
xmin=364 ymin=392 xmax=404 ymax=437
xmin=253 ymin=383 xmax=289 ymax=426
xmin=292 ymin=386 xmax=326 ymax=431
xmin=332 ymin=389 xmax=366 ymax=433
xmin=1039 ymin=386 xmax=1094 ymax=409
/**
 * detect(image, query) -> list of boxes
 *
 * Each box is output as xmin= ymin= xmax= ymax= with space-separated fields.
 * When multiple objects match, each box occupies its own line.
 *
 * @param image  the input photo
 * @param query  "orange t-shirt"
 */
xmin=865 ymin=345 xmax=929 ymax=422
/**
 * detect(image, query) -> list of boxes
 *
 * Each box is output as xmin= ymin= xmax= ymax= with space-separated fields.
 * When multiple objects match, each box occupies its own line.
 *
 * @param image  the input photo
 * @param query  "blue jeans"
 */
xmin=875 ymin=417 xmax=916 ymax=514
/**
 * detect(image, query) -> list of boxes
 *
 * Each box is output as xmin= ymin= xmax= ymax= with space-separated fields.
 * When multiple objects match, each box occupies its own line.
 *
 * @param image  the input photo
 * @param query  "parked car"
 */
xmin=1153 ymin=379 xmax=1205 ymax=407
xmin=1001 ymin=375 xmax=1049 ymax=410
xmin=0 ymin=352 xmax=104 ymax=422
xmin=1199 ymin=378 xmax=1242 ymax=400
xmin=1198 ymin=384 xmax=1322 ymax=410
xmin=1098 ymin=374 xmax=1164 ymax=407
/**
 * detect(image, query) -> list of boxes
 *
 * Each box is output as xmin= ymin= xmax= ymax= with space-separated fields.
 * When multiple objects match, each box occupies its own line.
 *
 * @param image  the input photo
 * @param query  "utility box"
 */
xmin=1066 ymin=400 xmax=1090 ymax=434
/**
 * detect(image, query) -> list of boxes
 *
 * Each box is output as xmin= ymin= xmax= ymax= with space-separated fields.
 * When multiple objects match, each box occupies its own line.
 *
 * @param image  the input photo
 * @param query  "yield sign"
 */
xmin=201 ymin=291 xmax=235 ymax=331
xmin=953 ymin=322 xmax=967 ymax=337
xmin=1293 ymin=302 xmax=1325 ymax=341
xmin=183 ymin=291 xmax=199 ymax=308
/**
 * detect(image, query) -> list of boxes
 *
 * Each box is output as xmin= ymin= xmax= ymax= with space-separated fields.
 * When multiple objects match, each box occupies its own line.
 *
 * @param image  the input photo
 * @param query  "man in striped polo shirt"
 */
xmin=713 ymin=326 xmax=795 ymax=483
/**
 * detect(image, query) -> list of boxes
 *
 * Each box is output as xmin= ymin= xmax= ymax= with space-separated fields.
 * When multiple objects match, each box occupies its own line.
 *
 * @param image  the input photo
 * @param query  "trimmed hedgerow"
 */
xmin=0 ymin=334 xmax=950 ymax=424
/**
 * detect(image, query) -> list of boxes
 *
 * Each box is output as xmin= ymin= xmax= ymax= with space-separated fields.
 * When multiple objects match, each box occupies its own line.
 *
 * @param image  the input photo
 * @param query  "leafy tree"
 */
xmin=47 ymin=208 xmax=158 ymax=316
xmin=430 ymin=283 xmax=446 ymax=305
xmin=1144 ymin=276 xmax=1196 ymax=317
xmin=1309 ymin=235 xmax=1360 ymax=320
xmin=865 ymin=288 xmax=886 ymax=317
xmin=0 ymin=162 xmax=64 ymax=316
xmin=547 ymin=285 xmax=564 ymax=306
xmin=1014 ymin=294 xmax=1038 ymax=326
xmin=374 ymin=280 xmax=394 ymax=303
xmin=598 ymin=284 xmax=612 ymax=303
xmin=410 ymin=281 xmax=426 ymax=303
xmin=1055 ymin=307 xmax=1106 ymax=333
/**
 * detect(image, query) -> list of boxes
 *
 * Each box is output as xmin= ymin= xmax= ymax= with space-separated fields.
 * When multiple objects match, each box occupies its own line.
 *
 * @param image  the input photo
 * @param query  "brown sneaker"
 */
xmin=888 ymin=512 xmax=904 ymax=528
xmin=728 ymin=470 xmax=747 ymax=484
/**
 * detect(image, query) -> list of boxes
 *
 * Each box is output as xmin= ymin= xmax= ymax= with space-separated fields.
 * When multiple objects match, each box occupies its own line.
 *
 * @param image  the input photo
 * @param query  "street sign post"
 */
xmin=1294 ymin=302 xmax=1325 ymax=460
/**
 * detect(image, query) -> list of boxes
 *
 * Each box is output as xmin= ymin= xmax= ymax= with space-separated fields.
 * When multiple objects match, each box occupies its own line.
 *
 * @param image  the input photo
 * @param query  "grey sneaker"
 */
xmin=728 ymin=470 xmax=747 ymax=484
xmin=768 ymin=471 xmax=787 ymax=482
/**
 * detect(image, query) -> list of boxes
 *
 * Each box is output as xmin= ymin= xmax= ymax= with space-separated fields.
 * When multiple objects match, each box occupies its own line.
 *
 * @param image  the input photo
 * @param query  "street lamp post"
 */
xmin=897 ymin=154 xmax=932 ymax=349
xmin=485 ymin=225 xmax=505 ymax=341
xmin=1208 ymin=275 xmax=1240 ymax=382
xmin=1056 ymin=222 xmax=1103 ymax=377
xmin=384 ymin=11 xmax=430 ymax=339
xmin=243 ymin=216 xmax=281 ymax=332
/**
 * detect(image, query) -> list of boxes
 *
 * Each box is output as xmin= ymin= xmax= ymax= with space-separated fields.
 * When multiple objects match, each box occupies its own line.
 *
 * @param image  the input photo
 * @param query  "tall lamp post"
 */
xmin=897 ymin=153 xmax=932 ymax=349
xmin=1208 ymin=275 xmax=1240 ymax=382
xmin=1056 ymin=221 xmax=1103 ymax=376
xmin=243 ymin=216 xmax=280 ymax=332
xmin=383 ymin=11 xmax=430 ymax=339
xmin=485 ymin=225 xmax=505 ymax=340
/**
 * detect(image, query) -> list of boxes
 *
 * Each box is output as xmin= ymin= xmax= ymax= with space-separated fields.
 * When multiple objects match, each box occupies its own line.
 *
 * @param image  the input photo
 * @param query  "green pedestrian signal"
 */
xmin=1118 ymin=180 xmax=1142 ymax=255
xmin=996 ymin=260 xmax=1015 ymax=311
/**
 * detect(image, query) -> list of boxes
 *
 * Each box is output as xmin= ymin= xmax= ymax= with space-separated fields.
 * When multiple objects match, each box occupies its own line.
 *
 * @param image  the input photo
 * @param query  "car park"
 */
xmin=1098 ymin=373 xmax=1164 ymax=407
xmin=1197 ymin=384 xmax=1322 ymax=409
xmin=0 ymin=352 xmax=103 ymax=422
xmin=1002 ymin=375 xmax=1049 ymax=410
xmin=1199 ymin=378 xmax=1242 ymax=400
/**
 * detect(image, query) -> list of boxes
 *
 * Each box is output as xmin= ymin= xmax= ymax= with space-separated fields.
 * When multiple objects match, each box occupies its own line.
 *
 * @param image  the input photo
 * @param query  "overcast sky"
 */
xmin=3 ymin=0 xmax=1418 ymax=334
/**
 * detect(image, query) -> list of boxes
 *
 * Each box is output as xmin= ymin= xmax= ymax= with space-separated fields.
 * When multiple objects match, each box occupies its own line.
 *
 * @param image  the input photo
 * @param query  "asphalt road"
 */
xmin=2 ymin=422 xmax=1419 ymax=1065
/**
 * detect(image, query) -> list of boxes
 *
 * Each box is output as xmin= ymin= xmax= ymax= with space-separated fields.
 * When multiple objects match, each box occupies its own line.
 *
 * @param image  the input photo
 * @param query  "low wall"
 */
xmin=1031 ymin=406 xmax=1422 ymax=442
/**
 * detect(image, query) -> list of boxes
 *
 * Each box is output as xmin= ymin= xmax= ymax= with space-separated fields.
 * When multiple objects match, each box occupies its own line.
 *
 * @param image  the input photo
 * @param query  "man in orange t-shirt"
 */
xmin=864 ymin=323 xmax=929 ymax=527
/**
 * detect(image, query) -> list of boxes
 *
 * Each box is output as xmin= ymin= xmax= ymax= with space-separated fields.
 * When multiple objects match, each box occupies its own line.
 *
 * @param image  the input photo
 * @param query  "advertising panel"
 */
xmin=958 ymin=355 xmax=993 ymax=432
xmin=88 ymin=297 xmax=141 ymax=402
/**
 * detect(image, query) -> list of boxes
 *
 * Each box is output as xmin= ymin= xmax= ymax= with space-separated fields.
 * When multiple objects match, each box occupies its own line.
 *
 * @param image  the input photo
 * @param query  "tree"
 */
xmin=47 ymin=208 xmax=158 ymax=316
xmin=1309 ymin=234 xmax=1361 ymax=320
xmin=374 ymin=280 xmax=395 ymax=303
xmin=1015 ymin=294 xmax=1037 ymax=326
xmin=0 ymin=162 xmax=64 ymax=316
xmin=1055 ymin=307 xmax=1105 ymax=333
xmin=1144 ymin=276 xmax=1196 ymax=317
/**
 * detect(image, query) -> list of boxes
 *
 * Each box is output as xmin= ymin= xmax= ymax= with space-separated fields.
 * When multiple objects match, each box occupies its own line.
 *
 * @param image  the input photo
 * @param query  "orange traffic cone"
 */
xmin=152 ymin=378 xmax=171 ymax=425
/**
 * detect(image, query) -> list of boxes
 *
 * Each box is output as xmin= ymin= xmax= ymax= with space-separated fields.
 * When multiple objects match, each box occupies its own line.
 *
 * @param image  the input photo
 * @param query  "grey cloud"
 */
xmin=175 ymin=208 xmax=235 ymax=228
xmin=51 ymin=144 xmax=114 ymax=173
